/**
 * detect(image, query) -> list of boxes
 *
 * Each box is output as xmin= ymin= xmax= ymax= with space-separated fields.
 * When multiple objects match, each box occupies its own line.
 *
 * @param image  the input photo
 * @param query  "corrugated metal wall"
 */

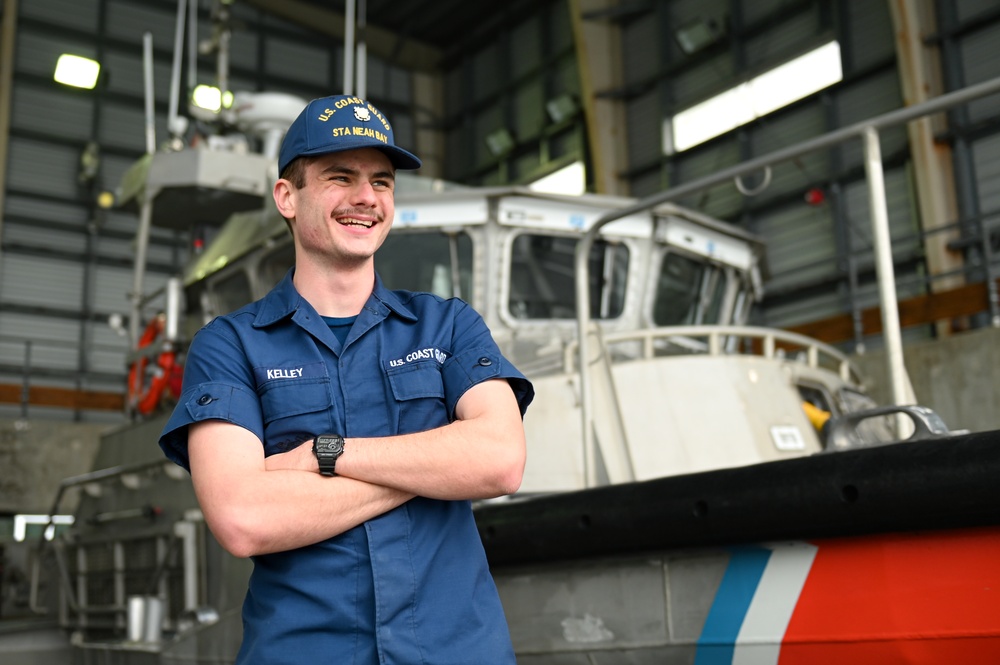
xmin=0 ymin=0 xmax=416 ymax=420
xmin=952 ymin=3 xmax=1000 ymax=220
xmin=440 ymin=0 xmax=583 ymax=186
xmin=615 ymin=0 xmax=1000 ymax=350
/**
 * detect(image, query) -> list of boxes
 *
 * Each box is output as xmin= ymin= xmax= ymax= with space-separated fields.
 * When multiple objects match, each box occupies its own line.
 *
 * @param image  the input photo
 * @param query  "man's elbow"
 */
xmin=204 ymin=509 xmax=269 ymax=558
xmin=494 ymin=467 xmax=523 ymax=497
xmin=487 ymin=440 xmax=526 ymax=497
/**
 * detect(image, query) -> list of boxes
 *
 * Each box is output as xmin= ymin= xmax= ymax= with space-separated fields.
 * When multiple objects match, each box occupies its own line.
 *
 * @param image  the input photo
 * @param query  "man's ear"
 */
xmin=273 ymin=179 xmax=296 ymax=220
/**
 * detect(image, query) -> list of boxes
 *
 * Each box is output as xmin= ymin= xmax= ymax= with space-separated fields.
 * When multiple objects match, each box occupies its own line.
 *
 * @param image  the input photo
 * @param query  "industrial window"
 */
xmin=666 ymin=40 xmax=843 ymax=153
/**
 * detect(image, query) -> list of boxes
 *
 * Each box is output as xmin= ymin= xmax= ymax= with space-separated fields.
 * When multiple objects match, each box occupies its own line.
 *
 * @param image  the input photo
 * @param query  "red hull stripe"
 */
xmin=780 ymin=527 xmax=1000 ymax=664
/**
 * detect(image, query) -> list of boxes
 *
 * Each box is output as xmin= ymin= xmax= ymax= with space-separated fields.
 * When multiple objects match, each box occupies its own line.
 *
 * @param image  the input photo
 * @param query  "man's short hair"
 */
xmin=279 ymin=157 xmax=310 ymax=190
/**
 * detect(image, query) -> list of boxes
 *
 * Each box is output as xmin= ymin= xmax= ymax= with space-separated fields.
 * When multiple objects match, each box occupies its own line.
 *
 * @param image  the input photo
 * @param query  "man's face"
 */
xmin=284 ymin=148 xmax=396 ymax=269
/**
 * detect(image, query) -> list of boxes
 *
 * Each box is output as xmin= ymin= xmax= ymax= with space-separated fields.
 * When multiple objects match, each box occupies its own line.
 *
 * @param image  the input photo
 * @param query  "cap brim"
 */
xmin=379 ymin=146 xmax=422 ymax=170
xmin=296 ymin=139 xmax=422 ymax=171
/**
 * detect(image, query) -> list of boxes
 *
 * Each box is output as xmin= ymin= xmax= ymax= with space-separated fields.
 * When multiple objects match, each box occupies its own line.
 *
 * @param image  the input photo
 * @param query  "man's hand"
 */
xmin=264 ymin=441 xmax=317 ymax=473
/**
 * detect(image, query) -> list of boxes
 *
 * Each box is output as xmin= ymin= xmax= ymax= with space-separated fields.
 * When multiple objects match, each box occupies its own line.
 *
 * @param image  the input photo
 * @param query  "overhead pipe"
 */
xmin=355 ymin=0 xmax=367 ymax=99
xmin=168 ymin=0 xmax=188 ymax=140
xmin=130 ymin=34 xmax=157 ymax=349
xmin=343 ymin=0 xmax=355 ymax=96
xmin=142 ymin=33 xmax=156 ymax=155
xmin=215 ymin=1 xmax=231 ymax=108
xmin=188 ymin=0 xmax=198 ymax=94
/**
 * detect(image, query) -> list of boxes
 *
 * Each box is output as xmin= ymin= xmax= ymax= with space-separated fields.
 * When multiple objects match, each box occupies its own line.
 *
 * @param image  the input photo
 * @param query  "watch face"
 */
xmin=316 ymin=436 xmax=344 ymax=455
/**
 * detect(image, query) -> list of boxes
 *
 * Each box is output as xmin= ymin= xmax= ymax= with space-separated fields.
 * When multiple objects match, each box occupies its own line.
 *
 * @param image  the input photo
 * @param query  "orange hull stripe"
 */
xmin=780 ymin=527 xmax=1000 ymax=663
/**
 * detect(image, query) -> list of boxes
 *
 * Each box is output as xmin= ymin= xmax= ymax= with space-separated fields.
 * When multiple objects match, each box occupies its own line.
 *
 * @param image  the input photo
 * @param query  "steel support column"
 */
xmin=568 ymin=0 xmax=629 ymax=196
xmin=888 ymin=0 xmax=963 ymax=335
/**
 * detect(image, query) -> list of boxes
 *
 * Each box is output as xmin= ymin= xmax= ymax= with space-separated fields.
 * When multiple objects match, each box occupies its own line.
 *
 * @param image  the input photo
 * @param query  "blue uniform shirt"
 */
xmin=160 ymin=271 xmax=533 ymax=665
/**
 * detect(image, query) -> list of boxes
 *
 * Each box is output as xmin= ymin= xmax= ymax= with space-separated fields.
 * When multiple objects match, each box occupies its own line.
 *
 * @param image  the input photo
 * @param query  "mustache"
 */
xmin=332 ymin=207 xmax=384 ymax=223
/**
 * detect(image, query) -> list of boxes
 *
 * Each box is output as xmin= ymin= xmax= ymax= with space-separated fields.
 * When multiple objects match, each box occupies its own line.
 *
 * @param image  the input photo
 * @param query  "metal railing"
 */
xmin=562 ymin=324 xmax=862 ymax=385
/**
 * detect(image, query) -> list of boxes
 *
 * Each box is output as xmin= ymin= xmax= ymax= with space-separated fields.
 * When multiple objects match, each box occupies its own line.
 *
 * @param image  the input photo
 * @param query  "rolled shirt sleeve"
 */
xmin=159 ymin=319 xmax=265 ymax=471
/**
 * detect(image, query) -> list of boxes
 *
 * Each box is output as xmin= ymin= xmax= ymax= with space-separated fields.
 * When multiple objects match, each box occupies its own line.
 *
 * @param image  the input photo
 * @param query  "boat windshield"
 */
xmin=652 ymin=252 xmax=730 ymax=325
xmin=508 ymin=233 xmax=629 ymax=320
xmin=376 ymin=230 xmax=474 ymax=299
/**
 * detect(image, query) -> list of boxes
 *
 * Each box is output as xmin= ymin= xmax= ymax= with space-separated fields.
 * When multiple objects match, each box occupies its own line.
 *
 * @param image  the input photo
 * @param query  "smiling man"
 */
xmin=159 ymin=95 xmax=534 ymax=665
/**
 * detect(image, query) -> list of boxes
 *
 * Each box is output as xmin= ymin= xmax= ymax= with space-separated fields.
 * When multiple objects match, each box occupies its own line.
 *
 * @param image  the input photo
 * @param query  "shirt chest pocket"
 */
xmin=259 ymin=378 xmax=332 ymax=423
xmin=257 ymin=363 xmax=334 ymax=449
xmin=386 ymin=361 xmax=446 ymax=431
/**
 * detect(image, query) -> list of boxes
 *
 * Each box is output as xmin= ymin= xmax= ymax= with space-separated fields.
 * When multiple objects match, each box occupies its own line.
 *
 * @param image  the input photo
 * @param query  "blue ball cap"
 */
xmin=278 ymin=95 xmax=421 ymax=174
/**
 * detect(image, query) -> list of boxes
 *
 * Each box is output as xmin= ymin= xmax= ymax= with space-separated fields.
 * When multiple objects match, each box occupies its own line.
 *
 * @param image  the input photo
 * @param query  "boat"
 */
xmin=8 ymin=151 xmax=998 ymax=664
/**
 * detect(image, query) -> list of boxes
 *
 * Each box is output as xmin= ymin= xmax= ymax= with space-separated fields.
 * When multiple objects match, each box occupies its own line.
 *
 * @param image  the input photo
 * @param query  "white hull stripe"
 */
xmin=733 ymin=541 xmax=818 ymax=665
xmin=695 ymin=546 xmax=771 ymax=665
xmin=695 ymin=542 xmax=818 ymax=665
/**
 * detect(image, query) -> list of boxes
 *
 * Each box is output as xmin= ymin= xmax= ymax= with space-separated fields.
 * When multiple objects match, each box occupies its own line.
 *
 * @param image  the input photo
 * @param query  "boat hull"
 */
xmin=477 ymin=430 xmax=1000 ymax=663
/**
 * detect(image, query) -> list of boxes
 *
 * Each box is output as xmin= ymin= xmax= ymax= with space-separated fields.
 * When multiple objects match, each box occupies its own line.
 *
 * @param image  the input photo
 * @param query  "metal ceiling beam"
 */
xmin=242 ymin=0 xmax=443 ymax=72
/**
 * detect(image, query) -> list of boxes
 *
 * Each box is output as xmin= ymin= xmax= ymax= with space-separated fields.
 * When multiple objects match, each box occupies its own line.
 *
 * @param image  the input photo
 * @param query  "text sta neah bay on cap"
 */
xmin=330 ymin=125 xmax=389 ymax=144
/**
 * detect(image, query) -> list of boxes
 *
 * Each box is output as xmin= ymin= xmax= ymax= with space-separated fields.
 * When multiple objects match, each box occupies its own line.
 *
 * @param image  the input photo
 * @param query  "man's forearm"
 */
xmin=261 ymin=380 xmax=526 ymax=502
xmin=198 ymin=469 xmax=413 ymax=557
xmin=338 ymin=422 xmax=522 ymax=500
xmin=336 ymin=380 xmax=526 ymax=500
xmin=190 ymin=421 xmax=413 ymax=558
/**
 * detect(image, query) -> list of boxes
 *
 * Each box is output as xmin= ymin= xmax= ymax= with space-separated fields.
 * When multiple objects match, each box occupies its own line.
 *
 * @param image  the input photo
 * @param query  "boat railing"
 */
xmin=562 ymin=324 xmax=863 ymax=385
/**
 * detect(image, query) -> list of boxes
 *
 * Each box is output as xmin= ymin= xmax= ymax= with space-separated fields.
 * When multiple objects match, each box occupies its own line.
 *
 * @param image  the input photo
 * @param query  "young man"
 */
xmin=159 ymin=95 xmax=534 ymax=664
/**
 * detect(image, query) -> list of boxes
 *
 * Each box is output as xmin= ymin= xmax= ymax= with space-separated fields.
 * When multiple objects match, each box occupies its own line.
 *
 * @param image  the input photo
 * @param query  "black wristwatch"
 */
xmin=313 ymin=434 xmax=345 ymax=477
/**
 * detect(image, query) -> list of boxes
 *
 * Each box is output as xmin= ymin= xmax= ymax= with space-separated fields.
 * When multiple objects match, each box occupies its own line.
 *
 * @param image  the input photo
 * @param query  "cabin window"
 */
xmin=259 ymin=242 xmax=296 ymax=292
xmin=212 ymin=271 xmax=254 ymax=315
xmin=376 ymin=231 xmax=474 ymax=299
xmin=653 ymin=253 xmax=729 ymax=325
xmin=508 ymin=234 xmax=629 ymax=320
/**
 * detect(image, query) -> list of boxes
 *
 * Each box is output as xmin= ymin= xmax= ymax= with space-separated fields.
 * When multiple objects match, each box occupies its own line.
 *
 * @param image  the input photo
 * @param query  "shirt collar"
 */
xmin=253 ymin=269 xmax=418 ymax=328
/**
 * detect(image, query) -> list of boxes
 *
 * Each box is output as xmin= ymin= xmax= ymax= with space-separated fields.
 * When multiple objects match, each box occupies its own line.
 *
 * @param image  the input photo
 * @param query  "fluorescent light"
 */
xmin=668 ymin=40 xmax=843 ymax=153
xmin=192 ymin=85 xmax=223 ymax=111
xmin=672 ymin=84 xmax=754 ymax=152
xmin=528 ymin=160 xmax=586 ymax=196
xmin=191 ymin=85 xmax=234 ymax=112
xmin=53 ymin=54 xmax=101 ymax=89
xmin=750 ymin=41 xmax=842 ymax=116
